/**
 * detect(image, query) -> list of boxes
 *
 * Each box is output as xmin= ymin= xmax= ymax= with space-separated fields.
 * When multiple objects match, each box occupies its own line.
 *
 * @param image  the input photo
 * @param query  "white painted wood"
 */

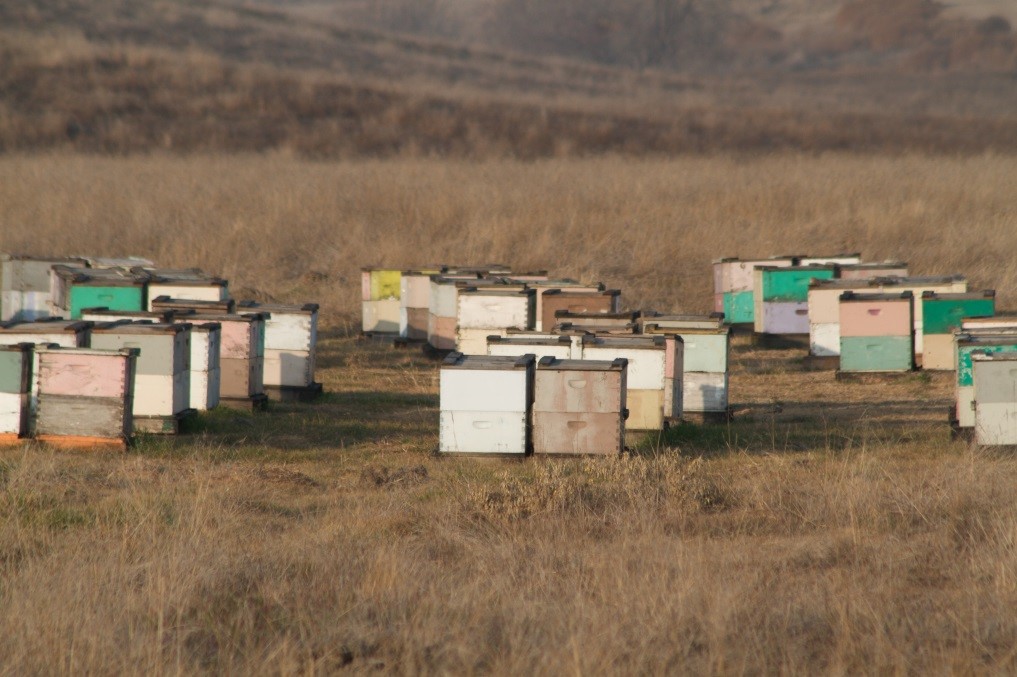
xmin=1 ymin=291 xmax=52 ymax=322
xmin=684 ymin=372 xmax=729 ymax=412
xmin=488 ymin=342 xmax=572 ymax=361
xmin=361 ymin=299 xmax=400 ymax=333
xmin=132 ymin=373 xmax=176 ymax=416
xmin=810 ymin=322 xmax=840 ymax=357
xmin=260 ymin=311 xmax=315 ymax=351
xmin=400 ymin=274 xmax=433 ymax=308
xmin=0 ymin=332 xmax=81 ymax=348
xmin=580 ymin=346 xmax=665 ymax=391
xmin=0 ymin=391 xmax=24 ymax=434
xmin=975 ymin=402 xmax=1017 ymax=445
xmin=675 ymin=332 xmax=728 ymax=373
xmin=956 ymin=385 xmax=976 ymax=429
xmin=430 ymin=280 xmax=458 ymax=318
xmin=440 ymin=369 xmax=529 ymax=413
xmin=798 ymin=255 xmax=862 ymax=266
xmin=457 ymin=293 xmax=532 ymax=330
xmin=263 ymin=349 xmax=313 ymax=387
xmin=807 ymin=286 xmax=847 ymax=325
xmin=962 ymin=318 xmax=1017 ymax=331
xmin=455 ymin=328 xmax=502 ymax=355
xmin=439 ymin=411 xmax=528 ymax=454
xmin=145 ymin=284 xmax=226 ymax=311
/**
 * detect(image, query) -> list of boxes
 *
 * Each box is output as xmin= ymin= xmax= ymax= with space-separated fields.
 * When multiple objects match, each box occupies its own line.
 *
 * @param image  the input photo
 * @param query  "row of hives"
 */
xmin=0 ymin=255 xmax=320 ymax=449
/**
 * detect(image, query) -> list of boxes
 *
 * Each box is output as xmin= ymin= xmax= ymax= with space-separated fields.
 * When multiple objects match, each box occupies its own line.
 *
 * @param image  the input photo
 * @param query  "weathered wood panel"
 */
xmin=34 ymin=394 xmax=129 ymax=439
xmin=533 ymin=412 xmax=623 ymax=455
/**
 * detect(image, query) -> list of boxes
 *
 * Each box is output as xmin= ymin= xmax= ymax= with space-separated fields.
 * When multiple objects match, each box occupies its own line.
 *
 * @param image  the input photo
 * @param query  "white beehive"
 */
xmin=238 ymin=301 xmax=320 ymax=397
xmin=399 ymin=268 xmax=445 ymax=340
xmin=456 ymin=287 xmax=535 ymax=354
xmin=439 ymin=353 xmax=535 ymax=455
xmin=643 ymin=325 xmax=729 ymax=415
xmin=173 ymin=313 xmax=267 ymax=410
xmin=797 ymin=252 xmax=862 ymax=266
xmin=953 ymin=330 xmax=1017 ymax=431
xmin=973 ymin=352 xmax=1017 ymax=446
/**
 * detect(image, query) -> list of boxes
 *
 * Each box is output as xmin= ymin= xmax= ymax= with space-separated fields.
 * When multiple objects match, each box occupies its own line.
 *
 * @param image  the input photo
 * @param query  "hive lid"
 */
xmin=838 ymin=261 xmax=908 ymax=270
xmin=442 ymin=264 xmax=512 ymax=275
xmin=971 ymin=351 xmax=1017 ymax=363
xmin=554 ymin=310 xmax=640 ymax=321
xmin=441 ymin=353 xmax=535 ymax=369
xmin=0 ymin=320 xmax=92 ymax=333
xmin=488 ymin=335 xmax=571 ymax=346
xmin=1 ymin=253 xmax=88 ymax=265
xmin=400 ymin=267 xmax=446 ymax=276
xmin=81 ymin=307 xmax=182 ymax=321
xmin=34 ymin=345 xmax=140 ymax=357
xmin=517 ymin=278 xmax=594 ymax=289
xmin=537 ymin=356 xmax=627 ymax=371
xmin=642 ymin=323 xmax=729 ymax=336
xmin=921 ymin=290 xmax=995 ymax=301
xmin=458 ymin=287 xmax=535 ymax=298
xmin=91 ymin=321 xmax=193 ymax=334
xmin=809 ymin=278 xmax=883 ymax=290
xmin=962 ymin=315 xmax=1017 ymax=326
xmin=150 ymin=296 xmax=236 ymax=312
xmin=556 ymin=323 xmax=637 ymax=335
xmin=51 ymin=265 xmax=150 ymax=286
xmin=541 ymin=288 xmax=621 ymax=298
xmin=876 ymin=275 xmax=967 ymax=286
xmin=756 ymin=264 xmax=838 ymax=273
xmin=237 ymin=300 xmax=319 ymax=314
xmin=955 ymin=331 xmax=1017 ymax=345
xmin=148 ymin=269 xmax=228 ymax=287
xmin=799 ymin=251 xmax=862 ymax=260
xmin=82 ymin=256 xmax=156 ymax=269
xmin=712 ymin=255 xmax=801 ymax=264
xmin=581 ymin=335 xmax=667 ymax=349
xmin=182 ymin=312 xmax=268 ymax=323
xmin=839 ymin=291 xmax=914 ymax=302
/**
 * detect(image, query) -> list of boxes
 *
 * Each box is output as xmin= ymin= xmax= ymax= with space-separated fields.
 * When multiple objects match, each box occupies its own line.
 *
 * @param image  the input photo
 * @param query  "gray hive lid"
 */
xmin=555 ymin=310 xmax=640 ymax=321
xmin=237 ymin=300 xmax=319 ymax=314
xmin=488 ymin=335 xmax=571 ymax=346
xmin=877 ymin=275 xmax=967 ymax=286
xmin=643 ymin=323 xmax=729 ymax=336
xmin=52 ymin=265 xmax=150 ymax=286
xmin=920 ymin=290 xmax=995 ymax=301
xmin=80 ymin=307 xmax=182 ymax=321
xmin=441 ymin=353 xmax=535 ymax=369
xmin=148 ymin=268 xmax=228 ymax=287
xmin=537 ymin=356 xmax=627 ymax=371
xmin=150 ymin=296 xmax=236 ymax=313
xmin=581 ymin=335 xmax=667 ymax=349
xmin=82 ymin=256 xmax=156 ymax=269
xmin=0 ymin=319 xmax=91 ymax=333
xmin=183 ymin=312 xmax=268 ymax=324
xmin=839 ymin=291 xmax=914 ymax=302
xmin=810 ymin=278 xmax=883 ymax=290
xmin=91 ymin=321 xmax=192 ymax=335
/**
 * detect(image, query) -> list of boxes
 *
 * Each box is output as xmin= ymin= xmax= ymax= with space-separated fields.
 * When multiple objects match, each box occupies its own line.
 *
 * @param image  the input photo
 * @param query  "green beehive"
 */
xmin=759 ymin=265 xmax=838 ymax=302
xmin=840 ymin=336 xmax=914 ymax=372
xmin=922 ymin=291 xmax=996 ymax=334
xmin=52 ymin=266 xmax=149 ymax=319
xmin=953 ymin=332 xmax=1017 ymax=430
xmin=723 ymin=290 xmax=754 ymax=324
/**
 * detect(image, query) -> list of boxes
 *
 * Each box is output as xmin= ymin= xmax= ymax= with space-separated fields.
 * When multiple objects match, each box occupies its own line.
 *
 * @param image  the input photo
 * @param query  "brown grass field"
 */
xmin=0 ymin=153 xmax=1016 ymax=672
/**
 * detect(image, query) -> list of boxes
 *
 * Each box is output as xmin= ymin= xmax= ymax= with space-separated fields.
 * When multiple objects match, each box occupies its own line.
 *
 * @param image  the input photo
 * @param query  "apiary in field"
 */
xmin=0 ymin=319 xmax=92 ymax=348
xmin=0 ymin=343 xmax=33 ymax=444
xmin=150 ymin=296 xmax=235 ymax=314
xmin=712 ymin=255 xmax=798 ymax=325
xmin=754 ymin=265 xmax=837 ymax=346
xmin=89 ymin=322 xmax=194 ymax=433
xmin=838 ymin=292 xmax=915 ymax=374
xmin=487 ymin=335 xmax=576 ymax=360
xmin=455 ymin=287 xmax=535 ymax=355
xmin=972 ymin=352 xmax=1017 ymax=446
xmin=238 ymin=301 xmax=321 ymax=401
xmin=439 ymin=353 xmax=535 ymax=455
xmin=797 ymin=253 xmax=862 ymax=267
xmin=533 ymin=357 xmax=628 ymax=456
xmin=580 ymin=335 xmax=681 ymax=431
xmin=951 ymin=331 xmax=1017 ymax=433
xmin=399 ymin=268 xmax=445 ymax=341
xmin=837 ymin=262 xmax=909 ymax=280
xmin=146 ymin=269 xmax=229 ymax=311
xmin=51 ymin=266 xmax=150 ymax=319
xmin=540 ymin=289 xmax=621 ymax=336
xmin=176 ymin=313 xmax=268 ymax=411
xmin=1 ymin=254 xmax=88 ymax=322
xmin=361 ymin=268 xmax=402 ymax=335
xmin=643 ymin=324 xmax=730 ymax=421
xmin=31 ymin=345 xmax=138 ymax=450
xmin=920 ymin=291 xmax=996 ymax=371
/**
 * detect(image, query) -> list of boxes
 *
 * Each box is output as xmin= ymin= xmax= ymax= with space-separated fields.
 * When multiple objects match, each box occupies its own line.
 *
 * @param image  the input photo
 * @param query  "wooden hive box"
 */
xmin=439 ymin=353 xmax=535 ymax=455
xmin=455 ymin=287 xmax=536 ymax=355
xmin=150 ymin=296 xmax=235 ymax=314
xmin=754 ymin=265 xmax=837 ymax=338
xmin=644 ymin=325 xmax=728 ymax=415
xmin=953 ymin=331 xmax=1017 ymax=430
xmin=89 ymin=321 xmax=193 ymax=431
xmin=921 ymin=291 xmax=996 ymax=371
xmin=540 ymin=289 xmax=620 ymax=336
xmin=580 ymin=335 xmax=680 ymax=430
xmin=522 ymin=280 xmax=603 ymax=331
xmin=838 ymin=292 xmax=914 ymax=373
xmin=487 ymin=335 xmax=575 ymax=360
xmin=533 ymin=357 xmax=627 ymax=456
xmin=146 ymin=269 xmax=229 ymax=311
xmin=185 ymin=322 xmax=221 ymax=411
xmin=972 ymin=352 xmax=1017 ymax=446
xmin=175 ymin=312 xmax=267 ymax=410
xmin=1 ymin=254 xmax=88 ymax=322
xmin=427 ymin=276 xmax=473 ymax=351
xmin=712 ymin=256 xmax=799 ymax=324
xmin=807 ymin=279 xmax=882 ymax=358
xmin=361 ymin=268 xmax=402 ymax=335
xmin=81 ymin=307 xmax=181 ymax=323
xmin=0 ymin=319 xmax=92 ymax=348
xmin=962 ymin=316 xmax=1017 ymax=332
xmin=0 ymin=343 xmax=33 ymax=444
xmin=837 ymin=261 xmax=908 ymax=281
xmin=32 ymin=345 xmax=138 ymax=450
xmin=238 ymin=301 xmax=320 ymax=400
xmin=399 ymin=268 xmax=445 ymax=340
xmin=50 ymin=266 xmax=150 ymax=319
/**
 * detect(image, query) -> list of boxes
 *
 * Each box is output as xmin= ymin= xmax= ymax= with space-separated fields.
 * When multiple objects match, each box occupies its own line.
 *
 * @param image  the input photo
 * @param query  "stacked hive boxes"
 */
xmin=90 ymin=322 xmax=193 ymax=433
xmin=428 ymin=276 xmax=476 ymax=351
xmin=838 ymin=292 xmax=915 ymax=373
xmin=920 ymin=291 xmax=996 ymax=370
xmin=0 ymin=344 xmax=33 ymax=444
xmin=361 ymin=268 xmax=401 ymax=334
xmin=807 ymin=279 xmax=882 ymax=360
xmin=238 ymin=301 xmax=321 ymax=400
xmin=31 ymin=346 xmax=138 ymax=449
xmin=712 ymin=256 xmax=798 ymax=325
xmin=1 ymin=255 xmax=87 ymax=321
xmin=880 ymin=276 xmax=968 ymax=361
xmin=971 ymin=352 xmax=1017 ymax=445
xmin=455 ymin=287 xmax=535 ymax=354
xmin=439 ymin=354 xmax=535 ymax=455
xmin=643 ymin=316 xmax=730 ymax=421
xmin=400 ymin=269 xmax=443 ymax=341
xmin=540 ymin=289 xmax=621 ymax=335
xmin=177 ymin=312 xmax=268 ymax=410
xmin=951 ymin=330 xmax=1017 ymax=434
xmin=532 ymin=357 xmax=628 ymax=455
xmin=51 ymin=266 xmax=149 ymax=319
xmin=146 ymin=269 xmax=229 ymax=311
xmin=580 ymin=335 xmax=681 ymax=430
xmin=754 ymin=265 xmax=837 ymax=345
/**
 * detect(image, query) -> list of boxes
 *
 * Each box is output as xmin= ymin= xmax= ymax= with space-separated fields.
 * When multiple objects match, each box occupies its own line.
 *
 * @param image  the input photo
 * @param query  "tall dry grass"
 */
xmin=1 ymin=153 xmax=1016 ymax=326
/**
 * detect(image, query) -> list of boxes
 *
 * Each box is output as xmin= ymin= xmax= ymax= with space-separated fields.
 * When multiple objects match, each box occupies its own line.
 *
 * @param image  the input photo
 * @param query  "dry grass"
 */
xmin=1 ymin=153 xmax=1017 ymax=672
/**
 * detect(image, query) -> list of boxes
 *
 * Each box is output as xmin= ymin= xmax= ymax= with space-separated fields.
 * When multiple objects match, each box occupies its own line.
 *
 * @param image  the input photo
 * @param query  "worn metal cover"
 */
xmin=557 ymin=311 xmax=640 ymax=328
xmin=640 ymin=313 xmax=724 ymax=331
xmin=839 ymin=292 xmax=913 ymax=337
xmin=540 ymin=290 xmax=620 ymax=335
xmin=972 ymin=353 xmax=1017 ymax=445
xmin=840 ymin=336 xmax=914 ymax=372
xmin=962 ymin=317 xmax=1017 ymax=332
xmin=81 ymin=308 xmax=178 ymax=323
xmin=0 ymin=320 xmax=92 ymax=348
xmin=150 ymin=296 xmax=236 ymax=314
xmin=797 ymin=253 xmax=862 ymax=266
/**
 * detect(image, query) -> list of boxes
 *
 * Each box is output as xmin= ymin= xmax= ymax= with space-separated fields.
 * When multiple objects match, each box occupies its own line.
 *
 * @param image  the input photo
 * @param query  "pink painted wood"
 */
xmin=840 ymin=300 xmax=912 ymax=337
xmin=38 ymin=352 xmax=127 ymax=398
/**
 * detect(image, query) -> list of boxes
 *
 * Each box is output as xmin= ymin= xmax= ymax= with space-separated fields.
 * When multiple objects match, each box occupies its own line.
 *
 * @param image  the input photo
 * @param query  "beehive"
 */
xmin=89 ymin=322 xmax=193 ymax=431
xmin=836 ymin=262 xmax=909 ymax=280
xmin=442 ymin=264 xmax=512 ymax=276
xmin=456 ymin=287 xmax=535 ymax=354
xmin=533 ymin=357 xmax=627 ymax=456
xmin=500 ymin=271 xmax=551 ymax=282
xmin=953 ymin=331 xmax=1017 ymax=430
xmin=807 ymin=279 xmax=882 ymax=358
xmin=505 ymin=329 xmax=586 ymax=356
xmin=579 ymin=335 xmax=681 ymax=430
xmin=876 ymin=276 xmax=968 ymax=357
xmin=146 ymin=269 xmax=229 ymax=311
xmin=639 ymin=313 xmax=725 ymax=332
xmin=754 ymin=265 xmax=837 ymax=338
xmin=175 ymin=313 xmax=267 ymax=410
xmin=523 ymin=281 xmax=603 ymax=331
xmin=838 ymin=292 xmax=914 ymax=373
xmin=427 ymin=276 xmax=471 ymax=351
xmin=50 ymin=266 xmax=149 ymax=319
xmin=361 ymin=268 xmax=401 ymax=334
xmin=796 ymin=253 xmax=862 ymax=266
xmin=150 ymin=296 xmax=235 ymax=314
xmin=644 ymin=325 xmax=729 ymax=415
xmin=439 ymin=353 xmax=535 ymax=455
xmin=712 ymin=256 xmax=798 ymax=323
xmin=972 ymin=352 xmax=1017 ymax=445
xmin=0 ymin=343 xmax=33 ymax=444
xmin=487 ymin=335 xmax=575 ymax=360
xmin=540 ymin=289 xmax=621 ymax=336
xmin=0 ymin=319 xmax=92 ymax=348
xmin=921 ymin=291 xmax=996 ymax=370
xmin=399 ymin=268 xmax=445 ymax=340
xmin=238 ymin=301 xmax=320 ymax=399
xmin=185 ymin=323 xmax=221 ymax=411
xmin=1 ymin=254 xmax=87 ymax=322
xmin=32 ymin=345 xmax=137 ymax=449
xmin=555 ymin=310 xmax=640 ymax=328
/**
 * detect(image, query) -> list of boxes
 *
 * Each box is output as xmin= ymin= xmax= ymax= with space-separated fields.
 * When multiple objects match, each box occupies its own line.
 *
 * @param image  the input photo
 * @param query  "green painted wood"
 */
xmin=761 ymin=269 xmax=836 ymax=302
xmin=0 ymin=350 xmax=27 ymax=394
xmin=723 ymin=291 xmax=754 ymax=324
xmin=370 ymin=270 xmax=401 ymax=300
xmin=840 ymin=336 xmax=913 ymax=372
xmin=957 ymin=342 xmax=1017 ymax=387
xmin=69 ymin=286 xmax=144 ymax=319
xmin=923 ymin=298 xmax=995 ymax=334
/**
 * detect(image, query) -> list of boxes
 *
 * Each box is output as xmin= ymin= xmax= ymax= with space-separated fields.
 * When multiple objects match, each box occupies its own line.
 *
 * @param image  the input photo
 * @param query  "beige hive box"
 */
xmin=89 ymin=321 xmax=194 ymax=433
xmin=639 ymin=313 xmax=725 ymax=332
xmin=31 ymin=345 xmax=138 ymax=450
xmin=487 ymin=335 xmax=576 ymax=361
xmin=0 ymin=343 xmax=34 ymax=444
xmin=439 ymin=353 xmax=535 ymax=455
xmin=972 ymin=352 xmax=1017 ymax=446
xmin=836 ymin=261 xmax=908 ymax=281
xmin=238 ymin=301 xmax=321 ymax=401
xmin=146 ymin=269 xmax=229 ymax=312
xmin=533 ymin=357 xmax=628 ymax=456
xmin=838 ymin=292 xmax=915 ymax=373
xmin=807 ymin=279 xmax=883 ymax=359
xmin=455 ymin=287 xmax=536 ymax=355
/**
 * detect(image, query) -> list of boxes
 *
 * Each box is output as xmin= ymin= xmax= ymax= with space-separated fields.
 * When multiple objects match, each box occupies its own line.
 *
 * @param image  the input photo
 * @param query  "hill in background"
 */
xmin=2 ymin=0 xmax=1017 ymax=156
